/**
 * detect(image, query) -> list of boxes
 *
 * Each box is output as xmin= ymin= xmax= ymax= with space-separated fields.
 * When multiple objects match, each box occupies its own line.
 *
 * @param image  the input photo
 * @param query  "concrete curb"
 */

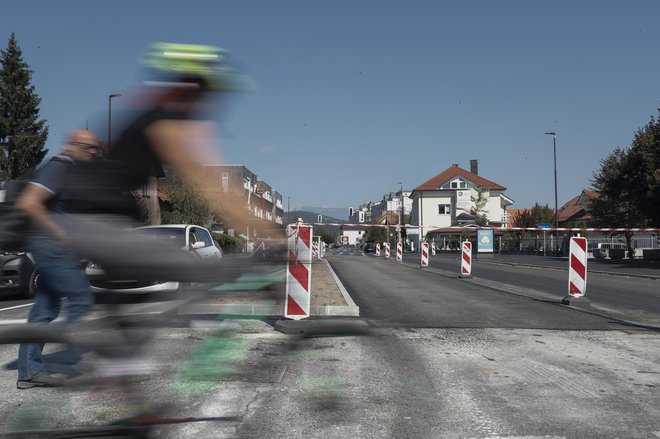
xmin=179 ymin=261 xmax=360 ymax=317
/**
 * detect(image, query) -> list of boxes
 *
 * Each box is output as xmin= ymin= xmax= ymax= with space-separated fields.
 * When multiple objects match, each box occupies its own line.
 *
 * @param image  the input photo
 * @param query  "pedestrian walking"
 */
xmin=14 ymin=130 xmax=100 ymax=389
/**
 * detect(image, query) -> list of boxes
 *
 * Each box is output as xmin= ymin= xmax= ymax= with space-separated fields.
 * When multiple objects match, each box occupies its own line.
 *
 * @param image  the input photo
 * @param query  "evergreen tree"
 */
xmin=0 ymin=33 xmax=48 ymax=180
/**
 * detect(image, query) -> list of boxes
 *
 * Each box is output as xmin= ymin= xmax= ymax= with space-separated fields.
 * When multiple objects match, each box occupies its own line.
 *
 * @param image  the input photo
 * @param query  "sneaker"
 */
xmin=16 ymin=372 xmax=65 ymax=389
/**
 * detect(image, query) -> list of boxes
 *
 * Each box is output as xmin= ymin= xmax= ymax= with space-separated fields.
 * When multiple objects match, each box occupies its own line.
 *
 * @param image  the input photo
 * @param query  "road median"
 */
xmin=179 ymin=259 xmax=359 ymax=317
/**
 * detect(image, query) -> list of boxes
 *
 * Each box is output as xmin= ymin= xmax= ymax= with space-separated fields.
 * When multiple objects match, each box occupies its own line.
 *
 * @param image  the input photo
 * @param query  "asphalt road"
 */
xmin=0 ymin=250 xmax=657 ymax=438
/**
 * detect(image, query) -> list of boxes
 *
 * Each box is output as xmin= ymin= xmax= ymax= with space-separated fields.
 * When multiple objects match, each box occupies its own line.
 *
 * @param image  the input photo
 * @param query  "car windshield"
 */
xmin=134 ymin=228 xmax=185 ymax=247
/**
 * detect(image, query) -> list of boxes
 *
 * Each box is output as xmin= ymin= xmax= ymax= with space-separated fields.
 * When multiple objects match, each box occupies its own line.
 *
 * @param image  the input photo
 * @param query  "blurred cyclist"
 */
xmin=58 ymin=43 xmax=265 ymax=285
xmin=14 ymin=130 xmax=100 ymax=389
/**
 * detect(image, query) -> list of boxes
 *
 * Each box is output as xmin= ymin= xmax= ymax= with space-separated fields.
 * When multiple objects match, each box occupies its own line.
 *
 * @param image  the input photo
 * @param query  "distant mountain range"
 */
xmin=299 ymin=206 xmax=349 ymax=221
xmin=283 ymin=210 xmax=345 ymax=225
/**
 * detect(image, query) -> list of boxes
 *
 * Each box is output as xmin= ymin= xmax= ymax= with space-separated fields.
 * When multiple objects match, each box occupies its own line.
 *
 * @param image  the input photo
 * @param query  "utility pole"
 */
xmin=545 ymin=132 xmax=559 ymax=254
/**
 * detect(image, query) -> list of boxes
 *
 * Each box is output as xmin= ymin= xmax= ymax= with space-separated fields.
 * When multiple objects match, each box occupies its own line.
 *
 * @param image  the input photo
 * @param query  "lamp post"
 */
xmin=545 ymin=132 xmax=559 ymax=254
xmin=397 ymin=181 xmax=403 ymax=244
xmin=108 ymin=93 xmax=122 ymax=145
xmin=287 ymin=196 xmax=290 ymax=223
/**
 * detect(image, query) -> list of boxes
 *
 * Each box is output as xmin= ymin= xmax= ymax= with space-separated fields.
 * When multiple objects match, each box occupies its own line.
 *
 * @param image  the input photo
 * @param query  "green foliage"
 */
xmin=627 ymin=112 xmax=660 ymax=226
xmin=589 ymin=108 xmax=660 ymax=230
xmin=512 ymin=203 xmax=555 ymax=228
xmin=363 ymin=226 xmax=387 ymax=243
xmin=211 ymin=231 xmax=245 ymax=252
xmin=315 ymin=226 xmax=338 ymax=245
xmin=0 ymin=33 xmax=48 ymax=180
xmin=161 ymin=175 xmax=214 ymax=227
xmin=590 ymin=147 xmax=644 ymax=229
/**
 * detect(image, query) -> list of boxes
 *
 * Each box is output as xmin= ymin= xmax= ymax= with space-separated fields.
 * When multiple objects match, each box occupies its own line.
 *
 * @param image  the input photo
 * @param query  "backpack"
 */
xmin=0 ymin=179 xmax=31 ymax=251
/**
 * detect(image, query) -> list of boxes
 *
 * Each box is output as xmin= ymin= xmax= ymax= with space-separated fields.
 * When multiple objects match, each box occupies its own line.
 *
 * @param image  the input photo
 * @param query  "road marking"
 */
xmin=0 ymin=319 xmax=27 ymax=325
xmin=0 ymin=303 xmax=32 ymax=312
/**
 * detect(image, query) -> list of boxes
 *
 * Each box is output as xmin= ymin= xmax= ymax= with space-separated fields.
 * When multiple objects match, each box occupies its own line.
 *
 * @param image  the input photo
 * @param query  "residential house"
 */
xmin=557 ymin=189 xmax=597 ymax=226
xmin=409 ymin=160 xmax=513 ymax=242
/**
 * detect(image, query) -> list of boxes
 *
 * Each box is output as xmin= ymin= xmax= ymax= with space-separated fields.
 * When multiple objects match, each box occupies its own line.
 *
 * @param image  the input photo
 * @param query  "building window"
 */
xmin=438 ymin=204 xmax=451 ymax=215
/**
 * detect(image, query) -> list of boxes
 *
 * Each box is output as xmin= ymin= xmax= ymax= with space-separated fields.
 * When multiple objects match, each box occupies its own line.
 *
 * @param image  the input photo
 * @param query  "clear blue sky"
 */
xmin=3 ymin=0 xmax=660 ymax=212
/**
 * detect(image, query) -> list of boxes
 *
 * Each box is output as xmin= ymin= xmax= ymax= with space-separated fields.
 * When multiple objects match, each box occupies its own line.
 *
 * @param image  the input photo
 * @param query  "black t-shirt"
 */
xmin=109 ymin=109 xmax=188 ymax=188
xmin=63 ymin=109 xmax=187 ymax=218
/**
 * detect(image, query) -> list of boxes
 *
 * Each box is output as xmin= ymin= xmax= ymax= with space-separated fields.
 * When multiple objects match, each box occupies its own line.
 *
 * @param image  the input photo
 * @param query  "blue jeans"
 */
xmin=17 ymin=237 xmax=93 ymax=380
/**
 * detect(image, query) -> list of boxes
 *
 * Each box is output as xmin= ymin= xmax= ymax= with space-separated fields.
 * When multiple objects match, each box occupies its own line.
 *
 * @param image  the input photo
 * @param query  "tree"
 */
xmin=511 ymin=203 xmax=555 ymax=228
xmin=363 ymin=226 xmax=387 ymax=244
xmin=0 ymin=33 xmax=48 ymax=180
xmin=315 ymin=226 xmax=338 ymax=245
xmin=626 ymin=110 xmax=660 ymax=226
xmin=589 ymin=147 xmax=642 ymax=255
xmin=161 ymin=175 xmax=214 ymax=227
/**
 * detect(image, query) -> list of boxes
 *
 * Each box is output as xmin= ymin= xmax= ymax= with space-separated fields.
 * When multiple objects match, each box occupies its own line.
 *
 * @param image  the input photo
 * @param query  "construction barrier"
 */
xmin=567 ymin=236 xmax=588 ymax=298
xmin=285 ymin=222 xmax=312 ymax=320
xmin=396 ymin=242 xmax=403 ymax=263
xmin=421 ymin=242 xmax=429 ymax=267
xmin=312 ymin=240 xmax=318 ymax=258
xmin=384 ymin=242 xmax=390 ymax=259
xmin=375 ymin=243 xmax=381 ymax=256
xmin=431 ymin=240 xmax=436 ymax=256
xmin=460 ymin=240 xmax=472 ymax=277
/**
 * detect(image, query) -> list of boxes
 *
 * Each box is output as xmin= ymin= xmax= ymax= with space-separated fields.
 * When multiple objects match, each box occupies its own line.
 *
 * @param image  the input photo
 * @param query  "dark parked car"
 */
xmin=0 ymin=250 xmax=37 ymax=299
xmin=363 ymin=242 xmax=377 ymax=253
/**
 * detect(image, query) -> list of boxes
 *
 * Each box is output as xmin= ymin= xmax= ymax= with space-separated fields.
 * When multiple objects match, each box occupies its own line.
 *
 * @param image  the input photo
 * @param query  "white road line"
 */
xmin=0 ymin=319 xmax=28 ymax=325
xmin=0 ymin=303 xmax=32 ymax=312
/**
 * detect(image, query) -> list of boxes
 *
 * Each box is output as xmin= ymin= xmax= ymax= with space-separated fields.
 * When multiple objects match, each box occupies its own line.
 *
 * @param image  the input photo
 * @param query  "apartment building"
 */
xmin=202 ymin=164 xmax=284 ymax=226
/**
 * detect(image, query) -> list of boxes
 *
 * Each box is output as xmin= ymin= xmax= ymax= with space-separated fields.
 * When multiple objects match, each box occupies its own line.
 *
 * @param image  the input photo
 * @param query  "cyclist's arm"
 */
xmin=145 ymin=119 xmax=253 ymax=227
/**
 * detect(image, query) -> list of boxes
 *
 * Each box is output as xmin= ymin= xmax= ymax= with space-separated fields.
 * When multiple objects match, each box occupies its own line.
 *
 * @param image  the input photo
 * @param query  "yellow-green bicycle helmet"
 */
xmin=143 ymin=42 xmax=252 ymax=92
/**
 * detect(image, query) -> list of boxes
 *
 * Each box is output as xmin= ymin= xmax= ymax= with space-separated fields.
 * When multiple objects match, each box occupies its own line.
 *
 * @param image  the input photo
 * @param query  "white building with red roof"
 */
xmin=409 ymin=160 xmax=513 ymax=241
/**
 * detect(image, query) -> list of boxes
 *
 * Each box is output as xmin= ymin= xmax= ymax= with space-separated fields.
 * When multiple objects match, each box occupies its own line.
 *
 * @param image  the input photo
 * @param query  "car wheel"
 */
xmin=25 ymin=269 xmax=39 ymax=299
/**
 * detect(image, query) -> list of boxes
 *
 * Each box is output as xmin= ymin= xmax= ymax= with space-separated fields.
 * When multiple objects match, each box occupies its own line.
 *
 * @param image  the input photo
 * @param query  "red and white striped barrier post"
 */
xmin=431 ymin=239 xmax=436 ymax=256
xmin=285 ymin=222 xmax=313 ymax=320
xmin=421 ymin=241 xmax=429 ymax=268
xmin=396 ymin=241 xmax=403 ymax=263
xmin=375 ymin=243 xmax=381 ymax=256
xmin=384 ymin=242 xmax=390 ymax=259
xmin=563 ymin=236 xmax=589 ymax=305
xmin=459 ymin=240 xmax=472 ymax=278
xmin=312 ymin=239 xmax=319 ymax=258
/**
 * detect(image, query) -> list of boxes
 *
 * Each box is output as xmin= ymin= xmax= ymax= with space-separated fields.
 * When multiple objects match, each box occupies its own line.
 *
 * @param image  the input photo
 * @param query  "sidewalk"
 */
xmin=179 ymin=259 xmax=359 ymax=317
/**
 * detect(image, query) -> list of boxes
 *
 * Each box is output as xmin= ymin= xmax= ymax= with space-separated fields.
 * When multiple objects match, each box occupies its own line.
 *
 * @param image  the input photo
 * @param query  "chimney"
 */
xmin=470 ymin=159 xmax=478 ymax=175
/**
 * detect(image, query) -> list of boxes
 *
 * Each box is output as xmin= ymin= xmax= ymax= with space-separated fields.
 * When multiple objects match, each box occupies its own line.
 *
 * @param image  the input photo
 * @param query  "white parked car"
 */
xmin=86 ymin=224 xmax=222 ymax=294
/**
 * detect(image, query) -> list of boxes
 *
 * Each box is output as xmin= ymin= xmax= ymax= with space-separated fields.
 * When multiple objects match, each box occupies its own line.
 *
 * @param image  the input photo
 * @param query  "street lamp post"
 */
xmin=397 ymin=181 xmax=403 ymax=244
xmin=108 ymin=93 xmax=122 ymax=145
xmin=545 ymin=132 xmax=559 ymax=254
